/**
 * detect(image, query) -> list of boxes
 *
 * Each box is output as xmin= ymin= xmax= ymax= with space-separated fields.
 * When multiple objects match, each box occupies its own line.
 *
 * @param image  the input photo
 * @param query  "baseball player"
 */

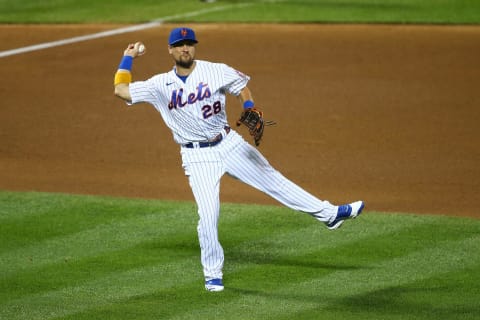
xmin=113 ymin=27 xmax=364 ymax=292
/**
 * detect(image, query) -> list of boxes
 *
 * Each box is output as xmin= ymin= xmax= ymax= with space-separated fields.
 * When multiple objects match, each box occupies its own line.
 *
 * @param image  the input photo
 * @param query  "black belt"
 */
xmin=183 ymin=126 xmax=231 ymax=149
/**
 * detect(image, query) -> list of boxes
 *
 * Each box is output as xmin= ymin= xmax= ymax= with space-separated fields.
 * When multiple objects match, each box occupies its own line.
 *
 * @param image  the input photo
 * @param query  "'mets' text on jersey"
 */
xmin=128 ymin=60 xmax=250 ymax=144
xmin=168 ymin=82 xmax=211 ymax=109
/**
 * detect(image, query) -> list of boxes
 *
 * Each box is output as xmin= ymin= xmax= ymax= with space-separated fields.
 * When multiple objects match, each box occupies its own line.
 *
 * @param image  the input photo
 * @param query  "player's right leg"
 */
xmin=181 ymin=147 xmax=225 ymax=290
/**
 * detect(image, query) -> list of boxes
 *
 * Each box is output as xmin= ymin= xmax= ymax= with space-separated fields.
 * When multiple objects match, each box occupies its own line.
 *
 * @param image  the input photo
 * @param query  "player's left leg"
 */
xmin=222 ymin=131 xmax=338 ymax=223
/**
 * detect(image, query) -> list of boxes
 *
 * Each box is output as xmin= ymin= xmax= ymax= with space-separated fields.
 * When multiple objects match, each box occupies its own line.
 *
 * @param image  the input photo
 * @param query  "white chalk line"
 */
xmin=0 ymin=3 xmax=253 ymax=59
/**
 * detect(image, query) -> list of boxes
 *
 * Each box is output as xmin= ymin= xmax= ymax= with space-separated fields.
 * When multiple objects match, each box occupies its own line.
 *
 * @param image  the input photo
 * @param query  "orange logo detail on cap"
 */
xmin=181 ymin=29 xmax=188 ymax=37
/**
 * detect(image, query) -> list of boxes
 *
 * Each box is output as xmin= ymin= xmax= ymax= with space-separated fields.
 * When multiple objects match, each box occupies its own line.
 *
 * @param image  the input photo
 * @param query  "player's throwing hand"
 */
xmin=123 ymin=42 xmax=145 ymax=58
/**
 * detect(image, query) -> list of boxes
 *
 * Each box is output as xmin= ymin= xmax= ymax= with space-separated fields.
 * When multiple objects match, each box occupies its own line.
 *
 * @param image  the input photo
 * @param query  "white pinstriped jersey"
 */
xmin=128 ymin=60 xmax=249 ymax=144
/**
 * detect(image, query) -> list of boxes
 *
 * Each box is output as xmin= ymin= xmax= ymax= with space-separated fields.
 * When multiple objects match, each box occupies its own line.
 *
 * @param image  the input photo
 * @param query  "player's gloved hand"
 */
xmin=236 ymin=108 xmax=276 ymax=146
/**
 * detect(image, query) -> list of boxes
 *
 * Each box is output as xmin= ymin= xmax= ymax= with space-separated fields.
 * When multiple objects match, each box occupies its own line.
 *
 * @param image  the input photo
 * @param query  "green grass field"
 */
xmin=0 ymin=0 xmax=479 ymax=24
xmin=1 ymin=191 xmax=479 ymax=320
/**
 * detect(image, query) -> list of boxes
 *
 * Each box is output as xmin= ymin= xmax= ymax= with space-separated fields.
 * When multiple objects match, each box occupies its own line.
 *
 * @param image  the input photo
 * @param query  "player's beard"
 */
xmin=175 ymin=55 xmax=194 ymax=69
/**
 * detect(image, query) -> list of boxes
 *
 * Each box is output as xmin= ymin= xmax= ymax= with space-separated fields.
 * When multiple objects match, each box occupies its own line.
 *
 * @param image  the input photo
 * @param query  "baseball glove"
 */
xmin=236 ymin=108 xmax=275 ymax=146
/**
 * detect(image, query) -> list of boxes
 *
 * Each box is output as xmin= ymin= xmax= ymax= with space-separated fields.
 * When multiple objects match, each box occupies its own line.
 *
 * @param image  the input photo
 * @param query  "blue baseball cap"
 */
xmin=168 ymin=27 xmax=198 ymax=46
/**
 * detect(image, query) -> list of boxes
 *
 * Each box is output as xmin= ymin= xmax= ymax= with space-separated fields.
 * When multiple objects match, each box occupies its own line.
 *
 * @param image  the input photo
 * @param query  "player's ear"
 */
xmin=168 ymin=46 xmax=173 ymax=55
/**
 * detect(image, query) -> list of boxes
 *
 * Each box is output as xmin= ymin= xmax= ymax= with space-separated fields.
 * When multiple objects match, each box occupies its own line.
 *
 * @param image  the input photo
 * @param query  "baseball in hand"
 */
xmin=137 ymin=43 xmax=146 ymax=55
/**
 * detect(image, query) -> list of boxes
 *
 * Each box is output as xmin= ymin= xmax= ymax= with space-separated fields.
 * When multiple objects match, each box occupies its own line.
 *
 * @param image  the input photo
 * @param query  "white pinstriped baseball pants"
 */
xmin=180 ymin=130 xmax=337 ymax=280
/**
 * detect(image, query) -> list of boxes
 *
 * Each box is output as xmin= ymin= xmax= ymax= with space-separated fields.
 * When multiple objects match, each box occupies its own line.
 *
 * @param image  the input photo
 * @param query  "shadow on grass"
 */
xmin=320 ymin=284 xmax=480 ymax=319
xmin=229 ymin=250 xmax=364 ymax=271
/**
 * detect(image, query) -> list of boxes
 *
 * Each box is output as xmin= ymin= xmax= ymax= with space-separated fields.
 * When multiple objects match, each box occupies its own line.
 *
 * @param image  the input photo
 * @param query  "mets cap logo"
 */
xmin=181 ymin=29 xmax=188 ymax=37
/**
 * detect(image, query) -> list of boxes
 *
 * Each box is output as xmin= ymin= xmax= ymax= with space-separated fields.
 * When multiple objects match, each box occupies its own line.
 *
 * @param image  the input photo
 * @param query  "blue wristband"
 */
xmin=118 ymin=56 xmax=133 ymax=70
xmin=243 ymin=100 xmax=254 ymax=109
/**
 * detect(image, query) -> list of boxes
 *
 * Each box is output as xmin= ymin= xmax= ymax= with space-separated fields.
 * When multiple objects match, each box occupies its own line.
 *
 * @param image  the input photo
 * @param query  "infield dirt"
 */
xmin=0 ymin=24 xmax=478 ymax=218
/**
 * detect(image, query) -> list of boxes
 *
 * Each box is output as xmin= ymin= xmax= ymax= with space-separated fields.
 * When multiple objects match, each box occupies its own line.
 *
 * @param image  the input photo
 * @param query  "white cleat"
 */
xmin=327 ymin=201 xmax=365 ymax=230
xmin=205 ymin=278 xmax=224 ymax=292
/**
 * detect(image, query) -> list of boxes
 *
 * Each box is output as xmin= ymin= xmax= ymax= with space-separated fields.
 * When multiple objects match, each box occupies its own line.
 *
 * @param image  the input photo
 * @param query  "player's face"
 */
xmin=169 ymin=40 xmax=196 ymax=69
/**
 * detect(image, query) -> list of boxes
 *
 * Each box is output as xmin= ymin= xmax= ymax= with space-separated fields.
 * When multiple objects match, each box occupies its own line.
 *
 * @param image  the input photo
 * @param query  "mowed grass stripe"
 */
xmin=0 ymin=232 xmax=200 ymax=302
xmin=3 ymin=215 xmax=461 ymax=319
xmin=1 ymin=259 xmax=200 ymax=320
xmin=0 ymin=193 xmax=368 ymax=318
xmin=0 ymin=213 xmax=400 ymax=320
xmin=272 ymin=235 xmax=480 ymax=320
xmin=169 ymin=235 xmax=480 ymax=320
xmin=0 ymin=211 xmax=197 ymax=276
xmin=1 ymin=197 xmax=313 ymax=278
xmin=1 ymin=192 xmax=479 ymax=319
xmin=0 ymin=192 xmax=198 ymax=251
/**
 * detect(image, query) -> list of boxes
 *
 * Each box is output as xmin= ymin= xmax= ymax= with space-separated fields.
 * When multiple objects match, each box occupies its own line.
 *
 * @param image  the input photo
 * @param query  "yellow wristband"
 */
xmin=114 ymin=70 xmax=132 ymax=86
